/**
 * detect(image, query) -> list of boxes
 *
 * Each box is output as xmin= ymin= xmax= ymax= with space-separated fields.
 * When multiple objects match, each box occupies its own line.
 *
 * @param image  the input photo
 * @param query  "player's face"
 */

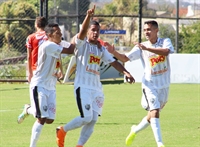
xmin=88 ymin=24 xmax=100 ymax=44
xmin=51 ymin=26 xmax=62 ymax=44
xmin=143 ymin=24 xmax=158 ymax=42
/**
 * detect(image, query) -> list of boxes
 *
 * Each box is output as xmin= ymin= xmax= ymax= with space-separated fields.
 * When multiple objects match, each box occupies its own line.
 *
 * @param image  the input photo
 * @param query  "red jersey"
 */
xmin=98 ymin=39 xmax=105 ymax=46
xmin=26 ymin=31 xmax=47 ymax=70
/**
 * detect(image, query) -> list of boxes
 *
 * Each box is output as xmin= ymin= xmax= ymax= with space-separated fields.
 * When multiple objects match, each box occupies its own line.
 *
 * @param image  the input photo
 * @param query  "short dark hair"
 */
xmin=44 ymin=23 xmax=59 ymax=35
xmin=35 ymin=16 xmax=47 ymax=28
xmin=144 ymin=20 xmax=158 ymax=28
xmin=89 ymin=20 xmax=100 ymax=28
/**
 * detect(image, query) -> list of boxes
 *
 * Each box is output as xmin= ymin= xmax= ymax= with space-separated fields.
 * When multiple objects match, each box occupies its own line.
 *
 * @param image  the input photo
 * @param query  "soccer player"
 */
xmin=105 ymin=20 xmax=174 ymax=147
xmin=17 ymin=17 xmax=75 ymax=123
xmin=56 ymin=5 xmax=135 ymax=147
xmin=26 ymin=16 xmax=48 ymax=83
xmin=18 ymin=23 xmax=75 ymax=147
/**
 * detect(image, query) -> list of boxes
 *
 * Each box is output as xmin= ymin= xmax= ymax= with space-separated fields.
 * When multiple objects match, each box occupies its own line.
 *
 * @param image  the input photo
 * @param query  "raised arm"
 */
xmin=78 ymin=5 xmax=95 ymax=40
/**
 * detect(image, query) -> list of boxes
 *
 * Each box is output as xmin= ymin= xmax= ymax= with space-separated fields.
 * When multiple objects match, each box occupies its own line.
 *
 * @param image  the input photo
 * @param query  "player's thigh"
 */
xmin=47 ymin=90 xmax=56 ymax=120
xmin=92 ymin=90 xmax=104 ymax=116
xmin=33 ymin=86 xmax=50 ymax=118
xmin=158 ymin=88 xmax=169 ymax=109
xmin=75 ymin=87 xmax=93 ymax=117
xmin=141 ymin=88 xmax=160 ymax=111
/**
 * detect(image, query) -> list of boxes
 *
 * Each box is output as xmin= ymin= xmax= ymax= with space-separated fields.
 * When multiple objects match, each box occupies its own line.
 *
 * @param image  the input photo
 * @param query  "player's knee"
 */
xmin=150 ymin=109 xmax=159 ymax=118
xmin=82 ymin=115 xmax=92 ymax=125
xmin=45 ymin=119 xmax=54 ymax=124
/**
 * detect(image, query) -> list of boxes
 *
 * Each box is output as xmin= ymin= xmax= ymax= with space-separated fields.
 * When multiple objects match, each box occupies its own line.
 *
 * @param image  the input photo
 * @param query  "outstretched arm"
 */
xmin=110 ymin=61 xmax=135 ymax=84
xmin=104 ymin=42 xmax=130 ymax=63
xmin=134 ymin=42 xmax=170 ymax=56
xmin=61 ymin=37 xmax=76 ymax=54
xmin=78 ymin=5 xmax=96 ymax=40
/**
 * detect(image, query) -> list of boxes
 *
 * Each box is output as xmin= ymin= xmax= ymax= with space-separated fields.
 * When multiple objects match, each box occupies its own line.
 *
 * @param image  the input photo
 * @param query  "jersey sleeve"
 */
xmin=60 ymin=40 xmax=71 ymax=48
xmin=125 ymin=46 xmax=141 ymax=61
xmin=46 ymin=42 xmax=63 ymax=58
xmin=25 ymin=35 xmax=33 ymax=49
xmin=101 ymin=47 xmax=116 ymax=64
xmin=163 ymin=38 xmax=174 ymax=54
xmin=74 ymin=34 xmax=86 ymax=48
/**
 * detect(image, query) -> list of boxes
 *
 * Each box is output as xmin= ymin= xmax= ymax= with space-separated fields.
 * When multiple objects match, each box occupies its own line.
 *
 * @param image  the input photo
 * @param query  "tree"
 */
xmin=0 ymin=0 xmax=37 ymax=53
xmin=94 ymin=0 xmax=157 ymax=46
xmin=178 ymin=21 xmax=200 ymax=53
xmin=48 ymin=0 xmax=90 ymax=36
xmin=159 ymin=24 xmax=175 ymax=49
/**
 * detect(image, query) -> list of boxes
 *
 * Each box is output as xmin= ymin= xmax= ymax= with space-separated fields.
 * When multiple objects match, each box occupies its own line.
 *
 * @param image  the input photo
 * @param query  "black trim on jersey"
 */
xmin=76 ymin=87 xmax=84 ymax=118
xmin=33 ymin=86 xmax=41 ymax=118
xmin=143 ymin=88 xmax=150 ymax=111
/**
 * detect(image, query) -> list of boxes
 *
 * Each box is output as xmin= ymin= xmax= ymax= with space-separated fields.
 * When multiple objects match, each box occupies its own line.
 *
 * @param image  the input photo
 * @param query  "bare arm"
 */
xmin=135 ymin=42 xmax=170 ymax=56
xmin=61 ymin=44 xmax=75 ymax=54
xmin=78 ymin=5 xmax=95 ymax=40
xmin=27 ymin=48 xmax=32 ymax=83
xmin=110 ymin=60 xmax=135 ymax=84
xmin=104 ymin=42 xmax=130 ymax=63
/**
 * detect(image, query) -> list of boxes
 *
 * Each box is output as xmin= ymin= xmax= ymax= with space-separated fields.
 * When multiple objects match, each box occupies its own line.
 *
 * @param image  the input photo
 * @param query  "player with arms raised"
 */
xmin=56 ymin=5 xmax=135 ymax=147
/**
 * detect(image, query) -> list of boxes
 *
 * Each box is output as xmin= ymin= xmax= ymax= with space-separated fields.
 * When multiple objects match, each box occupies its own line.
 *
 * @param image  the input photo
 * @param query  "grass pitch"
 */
xmin=0 ymin=82 xmax=199 ymax=147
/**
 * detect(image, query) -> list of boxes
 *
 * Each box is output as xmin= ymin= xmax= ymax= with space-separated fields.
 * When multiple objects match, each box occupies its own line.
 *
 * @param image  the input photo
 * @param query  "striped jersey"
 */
xmin=126 ymin=38 xmax=174 ymax=89
xmin=74 ymin=36 xmax=115 ymax=92
xmin=30 ymin=40 xmax=63 ymax=90
xmin=26 ymin=31 xmax=47 ymax=71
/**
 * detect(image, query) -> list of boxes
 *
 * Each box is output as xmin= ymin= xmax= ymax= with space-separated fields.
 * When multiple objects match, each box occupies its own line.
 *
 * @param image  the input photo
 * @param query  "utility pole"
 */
xmin=40 ymin=0 xmax=43 ymax=16
xmin=40 ymin=0 xmax=48 ymax=20
xmin=176 ymin=0 xmax=179 ymax=53
xmin=76 ymin=0 xmax=80 ymax=33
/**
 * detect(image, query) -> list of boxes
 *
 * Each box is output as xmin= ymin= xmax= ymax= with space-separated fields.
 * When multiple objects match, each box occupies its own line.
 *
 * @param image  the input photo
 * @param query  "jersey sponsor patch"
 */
xmin=149 ymin=55 xmax=166 ymax=67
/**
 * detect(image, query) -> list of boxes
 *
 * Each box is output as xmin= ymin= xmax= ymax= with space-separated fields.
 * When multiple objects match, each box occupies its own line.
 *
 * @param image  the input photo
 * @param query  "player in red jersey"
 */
xmin=26 ymin=16 xmax=47 ymax=83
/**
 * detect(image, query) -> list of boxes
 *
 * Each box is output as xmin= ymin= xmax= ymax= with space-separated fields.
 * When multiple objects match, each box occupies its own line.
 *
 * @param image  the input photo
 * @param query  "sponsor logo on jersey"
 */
xmin=149 ymin=55 xmax=166 ymax=67
xmin=88 ymin=54 xmax=100 ymax=65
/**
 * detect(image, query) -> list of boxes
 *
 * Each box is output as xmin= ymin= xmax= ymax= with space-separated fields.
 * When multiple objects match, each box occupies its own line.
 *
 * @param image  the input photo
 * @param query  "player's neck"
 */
xmin=88 ymin=40 xmax=97 ymax=45
xmin=149 ymin=37 xmax=158 ymax=44
xmin=36 ymin=28 xmax=44 ymax=32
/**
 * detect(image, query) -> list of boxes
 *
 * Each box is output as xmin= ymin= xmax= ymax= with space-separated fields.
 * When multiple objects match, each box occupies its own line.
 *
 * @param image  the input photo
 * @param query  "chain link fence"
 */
xmin=0 ymin=0 xmax=199 ymax=82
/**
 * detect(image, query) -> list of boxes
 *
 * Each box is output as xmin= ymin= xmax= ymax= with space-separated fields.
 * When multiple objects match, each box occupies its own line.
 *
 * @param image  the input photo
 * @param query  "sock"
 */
xmin=133 ymin=116 xmax=150 ymax=134
xmin=77 ymin=111 xmax=98 ymax=146
xmin=150 ymin=118 xmax=163 ymax=146
xmin=76 ymin=145 xmax=83 ymax=147
xmin=63 ymin=116 xmax=86 ymax=132
xmin=30 ymin=121 xmax=43 ymax=147
xmin=27 ymin=106 xmax=34 ymax=115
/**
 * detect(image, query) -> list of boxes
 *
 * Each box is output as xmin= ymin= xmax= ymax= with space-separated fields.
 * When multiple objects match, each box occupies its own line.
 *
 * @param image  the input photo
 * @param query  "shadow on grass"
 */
xmin=0 ymin=87 xmax=28 ymax=91
xmin=101 ymin=79 xmax=124 ymax=85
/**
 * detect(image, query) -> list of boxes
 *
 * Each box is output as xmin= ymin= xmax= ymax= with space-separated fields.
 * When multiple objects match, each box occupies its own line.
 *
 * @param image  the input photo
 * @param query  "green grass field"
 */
xmin=0 ymin=82 xmax=199 ymax=147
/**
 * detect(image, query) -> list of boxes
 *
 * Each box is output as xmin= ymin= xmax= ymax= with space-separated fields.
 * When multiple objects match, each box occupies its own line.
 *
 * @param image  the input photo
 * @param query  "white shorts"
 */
xmin=30 ymin=86 xmax=56 ymax=119
xmin=141 ymin=87 xmax=169 ymax=111
xmin=74 ymin=87 xmax=104 ymax=117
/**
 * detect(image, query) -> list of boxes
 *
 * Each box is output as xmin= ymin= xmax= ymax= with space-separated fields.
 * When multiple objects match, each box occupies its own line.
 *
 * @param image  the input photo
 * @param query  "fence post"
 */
xmin=138 ymin=0 xmax=142 ymax=43
xmin=40 ymin=0 xmax=43 ymax=16
xmin=176 ymin=0 xmax=179 ymax=53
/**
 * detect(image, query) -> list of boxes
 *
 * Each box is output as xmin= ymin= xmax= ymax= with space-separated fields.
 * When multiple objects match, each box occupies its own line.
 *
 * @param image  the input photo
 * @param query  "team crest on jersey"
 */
xmin=149 ymin=55 xmax=166 ymax=67
xmin=88 ymin=54 xmax=100 ymax=65
xmin=85 ymin=104 xmax=91 ymax=110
